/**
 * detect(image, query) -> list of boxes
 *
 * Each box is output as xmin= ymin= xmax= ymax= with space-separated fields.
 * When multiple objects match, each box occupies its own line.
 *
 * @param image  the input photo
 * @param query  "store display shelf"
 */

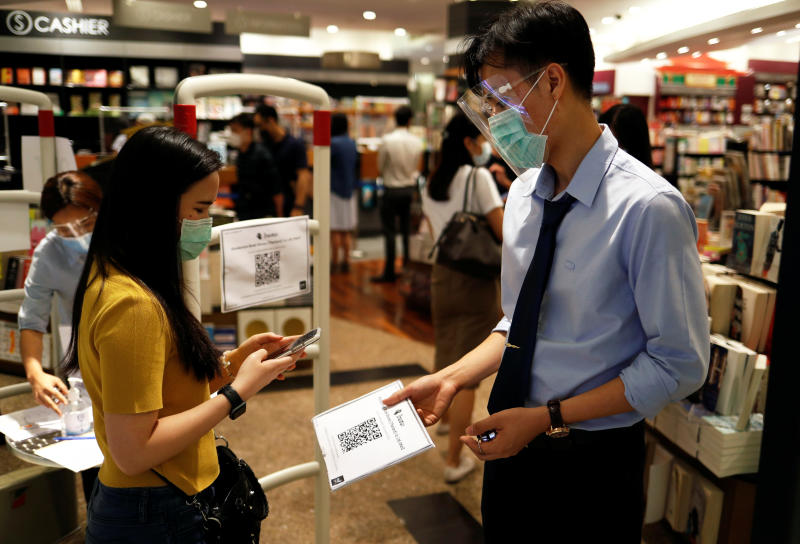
xmin=677 ymin=152 xmax=726 ymax=158
xmin=660 ymin=85 xmax=737 ymax=97
xmin=749 ymin=149 xmax=792 ymax=155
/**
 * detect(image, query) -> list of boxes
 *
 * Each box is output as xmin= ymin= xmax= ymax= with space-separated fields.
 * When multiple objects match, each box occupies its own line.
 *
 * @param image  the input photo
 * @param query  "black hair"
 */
xmin=428 ymin=113 xmax=481 ymax=202
xmin=63 ymin=126 xmax=223 ymax=381
xmin=40 ymin=170 xmax=102 ymax=220
xmin=394 ymin=106 xmax=413 ymax=127
xmin=230 ymin=112 xmax=255 ymax=130
xmin=255 ymin=104 xmax=278 ymax=122
xmin=598 ymin=104 xmax=653 ymax=168
xmin=463 ymin=0 xmax=595 ymax=101
xmin=331 ymin=113 xmax=349 ymax=137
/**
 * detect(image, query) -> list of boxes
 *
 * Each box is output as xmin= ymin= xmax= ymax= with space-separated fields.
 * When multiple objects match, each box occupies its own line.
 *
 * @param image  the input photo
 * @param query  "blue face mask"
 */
xmin=179 ymin=217 xmax=213 ymax=261
xmin=472 ymin=141 xmax=493 ymax=166
xmin=487 ymin=71 xmax=558 ymax=171
xmin=59 ymin=232 xmax=92 ymax=255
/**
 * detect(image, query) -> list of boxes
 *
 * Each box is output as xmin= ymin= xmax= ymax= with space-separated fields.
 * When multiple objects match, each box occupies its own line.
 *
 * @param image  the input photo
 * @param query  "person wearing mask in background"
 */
xmin=63 ymin=126 xmax=303 ymax=543
xmin=18 ymin=170 xmax=102 ymax=502
xmin=372 ymin=105 xmax=423 ymax=283
xmin=228 ymin=113 xmax=283 ymax=220
xmin=422 ymin=113 xmax=504 ymax=483
xmin=486 ymin=147 xmax=515 ymax=200
xmin=598 ymin=103 xmax=654 ymax=168
xmin=330 ymin=113 xmax=359 ymax=274
xmin=254 ymin=104 xmax=313 ymax=217
xmin=384 ymin=2 xmax=708 ymax=542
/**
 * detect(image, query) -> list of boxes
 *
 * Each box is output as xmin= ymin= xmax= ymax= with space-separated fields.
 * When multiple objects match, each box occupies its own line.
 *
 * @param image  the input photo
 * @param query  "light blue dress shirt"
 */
xmin=494 ymin=126 xmax=709 ymax=430
xmin=18 ymin=231 xmax=86 ymax=333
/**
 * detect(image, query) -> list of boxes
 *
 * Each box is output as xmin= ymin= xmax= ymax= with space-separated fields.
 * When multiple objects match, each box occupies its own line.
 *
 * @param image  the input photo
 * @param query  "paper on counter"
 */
xmin=35 ymin=435 xmax=103 ymax=472
xmin=312 ymin=380 xmax=434 ymax=491
xmin=218 ymin=216 xmax=311 ymax=312
xmin=0 ymin=404 xmax=62 ymax=442
xmin=21 ymin=136 xmax=78 ymax=193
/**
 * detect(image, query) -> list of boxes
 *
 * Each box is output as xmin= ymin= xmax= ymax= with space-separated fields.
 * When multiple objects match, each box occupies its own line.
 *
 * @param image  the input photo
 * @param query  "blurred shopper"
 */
xmin=486 ymin=147 xmax=515 ymax=199
xmin=372 ymin=105 xmax=423 ymax=282
xmin=255 ymin=104 xmax=313 ymax=217
xmin=111 ymin=112 xmax=158 ymax=153
xmin=330 ymin=113 xmax=359 ymax=273
xmin=63 ymin=126 xmax=303 ymax=543
xmin=18 ymin=170 xmax=102 ymax=502
xmin=423 ymin=113 xmax=503 ymax=483
xmin=385 ymin=2 xmax=708 ymax=542
xmin=598 ymin=103 xmax=654 ymax=168
xmin=228 ymin=113 xmax=283 ymax=219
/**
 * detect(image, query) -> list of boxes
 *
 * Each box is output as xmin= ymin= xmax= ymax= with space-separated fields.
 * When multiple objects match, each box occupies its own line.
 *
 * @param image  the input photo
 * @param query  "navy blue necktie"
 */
xmin=488 ymin=194 xmax=576 ymax=414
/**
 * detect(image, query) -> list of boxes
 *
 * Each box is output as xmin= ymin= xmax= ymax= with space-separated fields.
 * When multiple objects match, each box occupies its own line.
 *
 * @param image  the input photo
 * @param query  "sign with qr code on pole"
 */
xmin=218 ymin=216 xmax=310 ymax=312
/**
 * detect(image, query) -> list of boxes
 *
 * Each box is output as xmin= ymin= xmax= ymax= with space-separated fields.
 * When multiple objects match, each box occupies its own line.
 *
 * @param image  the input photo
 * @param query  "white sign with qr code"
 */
xmin=218 ymin=217 xmax=311 ymax=312
xmin=312 ymin=380 xmax=435 ymax=491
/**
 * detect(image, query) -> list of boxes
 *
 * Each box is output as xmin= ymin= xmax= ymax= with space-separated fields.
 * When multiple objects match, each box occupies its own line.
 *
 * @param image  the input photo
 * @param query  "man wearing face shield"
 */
xmin=384 ymin=2 xmax=709 ymax=541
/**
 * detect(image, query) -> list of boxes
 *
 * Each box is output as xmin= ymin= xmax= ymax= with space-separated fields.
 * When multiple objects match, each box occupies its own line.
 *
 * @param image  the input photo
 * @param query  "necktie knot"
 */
xmin=541 ymin=194 xmax=575 ymax=229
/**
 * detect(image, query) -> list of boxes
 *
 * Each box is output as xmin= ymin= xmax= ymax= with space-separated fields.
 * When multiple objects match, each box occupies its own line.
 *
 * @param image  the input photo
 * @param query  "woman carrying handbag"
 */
xmin=422 ymin=113 xmax=504 ymax=483
xmin=62 ymin=126 xmax=304 ymax=543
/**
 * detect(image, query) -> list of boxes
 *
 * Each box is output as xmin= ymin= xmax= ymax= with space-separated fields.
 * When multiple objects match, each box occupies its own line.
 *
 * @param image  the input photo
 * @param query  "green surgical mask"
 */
xmin=179 ymin=217 xmax=213 ymax=261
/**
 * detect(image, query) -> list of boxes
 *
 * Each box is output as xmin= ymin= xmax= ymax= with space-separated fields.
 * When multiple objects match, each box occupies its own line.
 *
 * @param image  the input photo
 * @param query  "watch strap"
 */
xmin=547 ymin=399 xmax=565 ymax=428
xmin=219 ymin=384 xmax=245 ymax=419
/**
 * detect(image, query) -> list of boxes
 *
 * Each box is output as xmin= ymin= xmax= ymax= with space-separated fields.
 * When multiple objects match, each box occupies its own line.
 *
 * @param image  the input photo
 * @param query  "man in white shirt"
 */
xmin=373 ymin=106 xmax=423 ymax=282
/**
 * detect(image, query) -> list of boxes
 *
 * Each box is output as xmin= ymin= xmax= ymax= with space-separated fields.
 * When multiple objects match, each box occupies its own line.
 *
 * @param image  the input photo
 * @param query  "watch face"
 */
xmin=546 ymin=426 xmax=570 ymax=439
xmin=230 ymin=403 xmax=246 ymax=420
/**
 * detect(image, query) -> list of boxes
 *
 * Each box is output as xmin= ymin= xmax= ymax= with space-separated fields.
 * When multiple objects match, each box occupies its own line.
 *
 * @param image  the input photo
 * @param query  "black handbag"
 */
xmin=430 ymin=167 xmax=502 ymax=278
xmin=153 ymin=436 xmax=269 ymax=544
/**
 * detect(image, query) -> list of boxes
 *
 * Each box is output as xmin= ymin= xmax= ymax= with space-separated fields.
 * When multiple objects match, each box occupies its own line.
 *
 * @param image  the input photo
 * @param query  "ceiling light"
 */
xmin=751 ymin=27 xmax=763 ymax=34
xmin=362 ymin=10 xmax=376 ymax=20
xmin=193 ymin=0 xmax=206 ymax=7
xmin=628 ymin=6 xmax=641 ymax=14
xmin=692 ymin=51 xmax=702 ymax=58
xmin=777 ymin=30 xmax=787 ymax=36
xmin=707 ymin=37 xmax=720 ymax=45
xmin=640 ymin=58 xmax=650 ymax=63
xmin=420 ymin=57 xmax=430 ymax=66
xmin=66 ymin=0 xmax=83 ymax=11
xmin=601 ymin=16 xmax=615 ymax=25
xmin=796 ymin=23 xmax=800 ymax=29
xmin=677 ymin=46 xmax=689 ymax=54
xmin=656 ymin=52 xmax=667 ymax=60
xmin=326 ymin=25 xmax=338 ymax=33
xmin=394 ymin=27 xmax=406 ymax=37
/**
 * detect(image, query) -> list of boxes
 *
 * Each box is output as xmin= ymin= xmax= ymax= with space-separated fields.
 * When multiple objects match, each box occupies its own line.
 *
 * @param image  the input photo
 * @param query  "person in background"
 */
xmin=111 ymin=112 xmax=157 ymax=154
xmin=422 ymin=113 xmax=504 ymax=483
xmin=330 ymin=113 xmax=359 ymax=273
xmin=63 ymin=126 xmax=303 ymax=543
xmin=385 ymin=2 xmax=708 ymax=542
xmin=372 ymin=105 xmax=423 ymax=283
xmin=228 ymin=113 xmax=283 ymax=220
xmin=18 ymin=170 xmax=102 ymax=501
xmin=486 ymin=147 xmax=515 ymax=199
xmin=254 ymin=104 xmax=313 ymax=217
xmin=598 ymin=103 xmax=653 ymax=168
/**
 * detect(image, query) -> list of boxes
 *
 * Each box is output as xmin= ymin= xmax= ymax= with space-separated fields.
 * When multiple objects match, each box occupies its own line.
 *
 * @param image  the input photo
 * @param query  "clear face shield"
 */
xmin=457 ymin=68 xmax=558 ymax=179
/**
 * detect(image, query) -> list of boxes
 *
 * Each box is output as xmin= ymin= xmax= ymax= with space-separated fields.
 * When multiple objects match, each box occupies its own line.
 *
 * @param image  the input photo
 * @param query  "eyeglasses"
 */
xmin=51 ymin=210 xmax=96 ymax=238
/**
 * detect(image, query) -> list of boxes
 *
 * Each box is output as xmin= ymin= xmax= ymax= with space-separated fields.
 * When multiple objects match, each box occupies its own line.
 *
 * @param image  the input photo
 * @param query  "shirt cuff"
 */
xmin=493 ymin=315 xmax=511 ymax=334
xmin=619 ymin=352 xmax=680 ymax=419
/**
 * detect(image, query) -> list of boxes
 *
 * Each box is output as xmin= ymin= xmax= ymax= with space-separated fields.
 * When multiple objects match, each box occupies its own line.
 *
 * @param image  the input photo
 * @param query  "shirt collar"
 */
xmin=520 ymin=125 xmax=618 ymax=208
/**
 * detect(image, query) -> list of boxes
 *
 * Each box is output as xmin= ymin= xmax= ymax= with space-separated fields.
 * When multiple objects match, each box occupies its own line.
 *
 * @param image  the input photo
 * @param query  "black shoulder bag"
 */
xmin=152 ymin=435 xmax=269 ymax=544
xmin=430 ymin=167 xmax=502 ymax=278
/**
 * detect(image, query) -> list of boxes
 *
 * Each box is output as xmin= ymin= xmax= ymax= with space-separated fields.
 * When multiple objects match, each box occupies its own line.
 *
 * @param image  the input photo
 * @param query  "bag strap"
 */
xmin=461 ymin=166 xmax=476 ymax=213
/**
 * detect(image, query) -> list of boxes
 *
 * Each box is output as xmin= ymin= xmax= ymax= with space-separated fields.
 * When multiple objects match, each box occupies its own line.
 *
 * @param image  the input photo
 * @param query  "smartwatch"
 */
xmin=545 ymin=399 xmax=570 ymax=438
xmin=219 ymin=384 xmax=246 ymax=420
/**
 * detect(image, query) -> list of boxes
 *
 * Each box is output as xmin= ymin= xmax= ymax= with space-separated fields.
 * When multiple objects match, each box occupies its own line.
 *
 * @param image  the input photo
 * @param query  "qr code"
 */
xmin=337 ymin=417 xmax=382 ymax=453
xmin=255 ymin=250 xmax=280 ymax=287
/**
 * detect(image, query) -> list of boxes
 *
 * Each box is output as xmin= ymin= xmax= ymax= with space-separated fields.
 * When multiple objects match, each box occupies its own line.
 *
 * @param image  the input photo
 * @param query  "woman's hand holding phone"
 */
xmin=230 ymin=332 xmax=299 ymax=370
xmin=231 ymin=347 xmax=305 ymax=400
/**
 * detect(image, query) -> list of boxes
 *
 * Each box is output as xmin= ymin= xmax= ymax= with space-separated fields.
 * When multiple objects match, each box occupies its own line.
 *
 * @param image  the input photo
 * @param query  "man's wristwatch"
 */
xmin=545 ymin=399 xmax=570 ymax=438
xmin=219 ymin=384 xmax=246 ymax=420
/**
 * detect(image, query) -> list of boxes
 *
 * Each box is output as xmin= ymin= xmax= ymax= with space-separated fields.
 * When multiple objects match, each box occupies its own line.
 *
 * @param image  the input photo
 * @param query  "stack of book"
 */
xmin=697 ymin=414 xmax=763 ymax=478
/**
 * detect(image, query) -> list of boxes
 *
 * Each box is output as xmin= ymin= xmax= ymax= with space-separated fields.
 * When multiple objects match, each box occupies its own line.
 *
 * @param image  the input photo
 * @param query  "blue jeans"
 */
xmin=86 ymin=480 xmax=205 ymax=543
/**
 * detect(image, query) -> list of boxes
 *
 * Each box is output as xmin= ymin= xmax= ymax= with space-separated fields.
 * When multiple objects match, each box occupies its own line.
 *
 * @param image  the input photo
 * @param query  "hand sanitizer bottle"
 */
xmin=62 ymin=387 xmax=92 ymax=436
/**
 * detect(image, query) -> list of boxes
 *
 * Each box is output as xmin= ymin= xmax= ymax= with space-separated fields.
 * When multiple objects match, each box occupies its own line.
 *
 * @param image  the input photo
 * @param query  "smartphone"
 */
xmin=266 ymin=328 xmax=321 ymax=359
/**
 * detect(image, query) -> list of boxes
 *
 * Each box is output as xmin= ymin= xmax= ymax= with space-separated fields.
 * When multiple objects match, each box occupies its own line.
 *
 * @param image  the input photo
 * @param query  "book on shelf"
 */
xmin=729 ymin=276 xmax=776 ymax=352
xmin=750 ymin=214 xmax=783 ymax=284
xmin=16 ymin=68 xmax=31 ymax=85
xmin=736 ymin=354 xmax=768 ymax=432
xmin=644 ymin=443 xmax=674 ymax=524
xmin=727 ymin=209 xmax=783 ymax=281
xmin=129 ymin=65 xmax=150 ymax=88
xmin=31 ymin=67 xmax=46 ymax=86
xmin=49 ymin=67 xmax=63 ymax=86
xmin=666 ymin=459 xmax=695 ymax=533
xmin=704 ymin=274 xmax=738 ymax=335
xmin=748 ymin=151 xmax=791 ymax=181
xmin=108 ymin=70 xmax=124 ymax=88
xmin=84 ymin=69 xmax=107 ymax=88
xmin=66 ymin=69 xmax=85 ymax=86
xmin=154 ymin=66 xmax=178 ymax=89
xmin=0 ymin=67 xmax=12 ymax=84
xmin=686 ymin=475 xmax=724 ymax=544
xmin=702 ymin=335 xmax=757 ymax=416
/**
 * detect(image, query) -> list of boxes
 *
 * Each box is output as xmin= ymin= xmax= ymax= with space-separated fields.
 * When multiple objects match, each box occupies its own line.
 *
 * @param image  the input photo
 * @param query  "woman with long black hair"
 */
xmin=63 ymin=126 xmax=301 ymax=542
xmin=423 ymin=113 xmax=504 ymax=483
